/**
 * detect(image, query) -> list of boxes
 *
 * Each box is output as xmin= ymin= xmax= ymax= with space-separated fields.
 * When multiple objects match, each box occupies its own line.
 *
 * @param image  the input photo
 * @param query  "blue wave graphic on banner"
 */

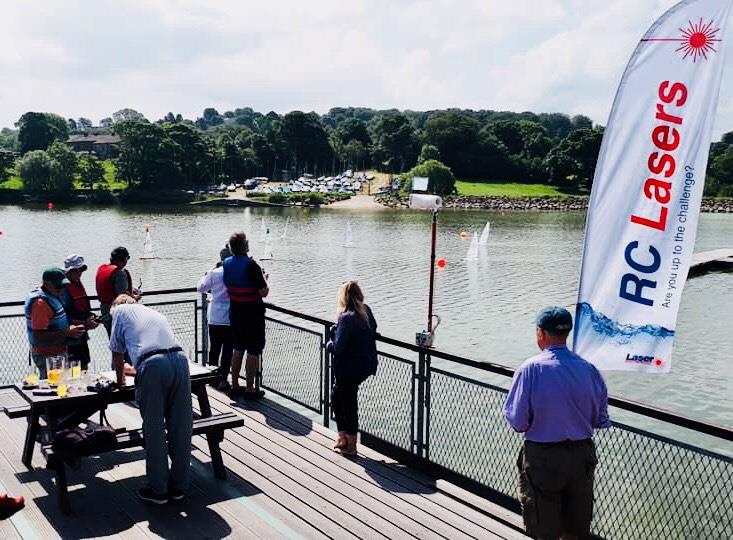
xmin=576 ymin=303 xmax=674 ymax=345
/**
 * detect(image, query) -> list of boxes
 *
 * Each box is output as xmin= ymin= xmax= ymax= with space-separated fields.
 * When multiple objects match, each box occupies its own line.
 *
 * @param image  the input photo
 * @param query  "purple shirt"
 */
xmin=504 ymin=345 xmax=611 ymax=442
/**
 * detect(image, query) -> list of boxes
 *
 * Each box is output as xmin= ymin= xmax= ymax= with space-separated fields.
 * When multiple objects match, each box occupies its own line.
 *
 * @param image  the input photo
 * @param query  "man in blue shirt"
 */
xmin=504 ymin=306 xmax=611 ymax=540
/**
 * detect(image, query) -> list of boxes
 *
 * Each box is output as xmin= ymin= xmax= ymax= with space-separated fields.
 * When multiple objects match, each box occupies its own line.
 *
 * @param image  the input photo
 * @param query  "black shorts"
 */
xmin=229 ymin=302 xmax=266 ymax=355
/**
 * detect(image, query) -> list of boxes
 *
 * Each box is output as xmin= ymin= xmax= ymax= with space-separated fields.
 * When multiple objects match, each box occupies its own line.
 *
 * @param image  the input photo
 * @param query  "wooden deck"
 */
xmin=689 ymin=248 xmax=733 ymax=278
xmin=0 ymin=387 xmax=526 ymax=539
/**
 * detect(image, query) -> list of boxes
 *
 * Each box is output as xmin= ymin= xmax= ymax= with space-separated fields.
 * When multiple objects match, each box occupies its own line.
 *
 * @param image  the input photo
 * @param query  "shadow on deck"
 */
xmin=0 ymin=388 xmax=526 ymax=539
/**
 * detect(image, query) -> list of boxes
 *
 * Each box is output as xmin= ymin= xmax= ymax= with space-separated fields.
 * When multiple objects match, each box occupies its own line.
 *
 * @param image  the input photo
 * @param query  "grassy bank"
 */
xmin=455 ymin=180 xmax=566 ymax=197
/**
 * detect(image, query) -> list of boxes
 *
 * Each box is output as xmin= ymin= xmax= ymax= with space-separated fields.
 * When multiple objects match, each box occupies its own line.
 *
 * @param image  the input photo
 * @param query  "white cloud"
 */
xmin=0 ymin=0 xmax=732 ymax=138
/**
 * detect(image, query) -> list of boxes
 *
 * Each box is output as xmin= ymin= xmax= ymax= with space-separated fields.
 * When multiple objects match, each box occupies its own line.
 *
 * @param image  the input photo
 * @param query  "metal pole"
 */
xmin=427 ymin=210 xmax=438 ymax=333
xmin=200 ymin=293 xmax=209 ymax=365
xmin=416 ymin=349 xmax=426 ymax=456
xmin=323 ymin=323 xmax=332 ymax=428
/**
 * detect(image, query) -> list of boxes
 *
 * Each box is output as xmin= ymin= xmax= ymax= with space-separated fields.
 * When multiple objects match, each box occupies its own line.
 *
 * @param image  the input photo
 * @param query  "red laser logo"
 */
xmin=641 ymin=18 xmax=721 ymax=62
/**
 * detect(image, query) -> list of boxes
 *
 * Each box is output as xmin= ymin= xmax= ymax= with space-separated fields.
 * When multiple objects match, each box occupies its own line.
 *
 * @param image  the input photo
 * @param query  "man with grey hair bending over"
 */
xmin=109 ymin=294 xmax=192 ymax=505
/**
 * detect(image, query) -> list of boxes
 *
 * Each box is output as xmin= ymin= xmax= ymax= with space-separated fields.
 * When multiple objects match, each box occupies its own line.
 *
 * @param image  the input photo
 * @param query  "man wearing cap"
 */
xmin=24 ymin=268 xmax=85 ymax=378
xmin=96 ymin=246 xmax=140 ymax=336
xmin=60 ymin=255 xmax=99 ymax=371
xmin=109 ymin=294 xmax=192 ymax=505
xmin=504 ymin=306 xmax=611 ymax=540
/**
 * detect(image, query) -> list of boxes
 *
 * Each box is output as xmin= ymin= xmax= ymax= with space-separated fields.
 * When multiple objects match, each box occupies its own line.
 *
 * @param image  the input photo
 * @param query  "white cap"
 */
xmin=63 ymin=254 xmax=87 ymax=272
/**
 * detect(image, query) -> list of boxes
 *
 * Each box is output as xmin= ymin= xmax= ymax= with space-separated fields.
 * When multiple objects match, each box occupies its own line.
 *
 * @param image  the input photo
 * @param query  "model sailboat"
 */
xmin=261 ymin=227 xmax=274 ymax=260
xmin=479 ymin=222 xmax=490 ymax=246
xmin=140 ymin=227 xmax=156 ymax=260
xmin=343 ymin=222 xmax=355 ymax=248
xmin=466 ymin=232 xmax=479 ymax=261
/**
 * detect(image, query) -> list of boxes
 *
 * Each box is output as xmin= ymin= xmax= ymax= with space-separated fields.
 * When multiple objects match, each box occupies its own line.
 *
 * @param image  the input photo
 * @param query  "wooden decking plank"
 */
xmin=104 ymin=403 xmax=282 ymax=540
xmin=219 ymin=392 xmax=526 ymax=539
xmin=218 ymin=397 xmax=514 ymax=540
xmin=206 ymin=400 xmax=480 ymax=540
xmin=92 ymin=446 xmax=238 ymax=540
xmin=216 ymin=435 xmax=397 ymax=539
xmin=0 ymin=410 xmax=151 ymax=540
xmin=189 ymin=447 xmax=320 ymax=540
xmin=198 ymin=437 xmax=360 ymax=540
xmin=109 ymin=400 xmax=353 ymax=538
xmin=223 ymin=415 xmax=454 ymax=539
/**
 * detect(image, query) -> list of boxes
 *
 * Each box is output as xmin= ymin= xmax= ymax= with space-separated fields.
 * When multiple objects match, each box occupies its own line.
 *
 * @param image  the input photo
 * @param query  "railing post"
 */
xmin=424 ymin=353 xmax=431 ymax=460
xmin=323 ymin=323 xmax=332 ymax=428
xmin=200 ymin=293 xmax=209 ymax=366
xmin=416 ymin=348 xmax=426 ymax=457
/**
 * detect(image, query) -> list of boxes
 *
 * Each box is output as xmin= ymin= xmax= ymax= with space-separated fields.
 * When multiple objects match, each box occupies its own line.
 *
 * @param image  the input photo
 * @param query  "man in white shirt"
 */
xmin=109 ymin=294 xmax=192 ymax=505
xmin=196 ymin=247 xmax=232 ymax=391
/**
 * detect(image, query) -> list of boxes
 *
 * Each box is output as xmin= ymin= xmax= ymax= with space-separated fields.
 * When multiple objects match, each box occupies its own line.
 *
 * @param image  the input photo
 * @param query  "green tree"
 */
xmin=0 ymin=129 xmax=18 ymax=151
xmin=16 ymin=112 xmax=69 ymax=154
xmin=403 ymin=159 xmax=456 ymax=196
xmin=78 ymin=153 xmax=106 ymax=192
xmin=18 ymin=150 xmax=53 ymax=192
xmin=418 ymin=144 xmax=440 ymax=164
xmin=47 ymin=141 xmax=79 ymax=192
xmin=164 ymin=123 xmax=211 ymax=186
xmin=77 ymin=117 xmax=93 ymax=131
xmin=707 ymin=144 xmax=733 ymax=196
xmin=112 ymin=108 xmax=146 ymax=123
xmin=113 ymin=120 xmax=179 ymax=188
xmin=423 ymin=111 xmax=481 ymax=177
xmin=279 ymin=111 xmax=333 ymax=175
xmin=372 ymin=112 xmax=417 ymax=173
xmin=0 ymin=151 xmax=16 ymax=183
xmin=545 ymin=128 xmax=604 ymax=190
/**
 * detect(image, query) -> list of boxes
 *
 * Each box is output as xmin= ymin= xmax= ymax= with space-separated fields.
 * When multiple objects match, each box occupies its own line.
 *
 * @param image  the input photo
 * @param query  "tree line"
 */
xmin=1 ymin=107 xmax=732 ymax=197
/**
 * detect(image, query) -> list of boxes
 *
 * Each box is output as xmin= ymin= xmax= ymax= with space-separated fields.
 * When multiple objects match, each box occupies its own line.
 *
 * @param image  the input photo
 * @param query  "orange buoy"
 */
xmin=437 ymin=258 xmax=446 ymax=268
xmin=459 ymin=231 xmax=469 ymax=239
xmin=47 ymin=202 xmax=54 ymax=210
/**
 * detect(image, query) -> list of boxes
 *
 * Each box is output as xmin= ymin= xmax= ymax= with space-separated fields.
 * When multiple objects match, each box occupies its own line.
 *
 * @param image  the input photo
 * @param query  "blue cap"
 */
xmin=536 ymin=306 xmax=573 ymax=333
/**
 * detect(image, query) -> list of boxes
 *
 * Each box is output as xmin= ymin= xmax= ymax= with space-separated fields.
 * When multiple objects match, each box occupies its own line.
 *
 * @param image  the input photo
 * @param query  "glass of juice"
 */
xmin=67 ymin=359 xmax=81 ymax=390
xmin=46 ymin=356 xmax=64 ymax=386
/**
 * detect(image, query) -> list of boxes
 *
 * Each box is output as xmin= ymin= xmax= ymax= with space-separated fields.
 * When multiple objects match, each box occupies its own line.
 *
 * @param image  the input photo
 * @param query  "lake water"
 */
xmin=1 ymin=204 xmax=731 ymax=430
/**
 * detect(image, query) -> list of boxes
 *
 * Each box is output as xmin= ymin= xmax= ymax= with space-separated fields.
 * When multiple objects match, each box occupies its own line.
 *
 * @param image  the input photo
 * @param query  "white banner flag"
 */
xmin=575 ymin=0 xmax=733 ymax=372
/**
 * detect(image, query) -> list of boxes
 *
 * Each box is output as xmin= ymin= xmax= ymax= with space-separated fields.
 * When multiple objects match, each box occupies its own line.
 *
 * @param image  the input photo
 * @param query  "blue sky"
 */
xmin=1 ymin=0 xmax=732 ymax=138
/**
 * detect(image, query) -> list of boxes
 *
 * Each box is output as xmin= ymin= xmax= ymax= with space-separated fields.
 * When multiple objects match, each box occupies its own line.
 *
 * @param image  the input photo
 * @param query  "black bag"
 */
xmin=52 ymin=425 xmax=116 ymax=455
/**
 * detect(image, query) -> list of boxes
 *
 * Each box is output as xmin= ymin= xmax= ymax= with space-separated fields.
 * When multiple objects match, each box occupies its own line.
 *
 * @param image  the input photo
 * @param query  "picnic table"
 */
xmin=4 ymin=361 xmax=243 ymax=513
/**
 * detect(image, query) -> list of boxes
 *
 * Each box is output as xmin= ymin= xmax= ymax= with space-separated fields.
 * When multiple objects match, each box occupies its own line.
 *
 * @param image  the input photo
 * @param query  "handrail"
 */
xmin=3 ymin=287 xmax=732 ymax=440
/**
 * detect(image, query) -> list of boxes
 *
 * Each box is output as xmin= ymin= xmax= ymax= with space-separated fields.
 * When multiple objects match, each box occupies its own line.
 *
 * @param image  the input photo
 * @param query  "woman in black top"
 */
xmin=327 ymin=281 xmax=378 ymax=456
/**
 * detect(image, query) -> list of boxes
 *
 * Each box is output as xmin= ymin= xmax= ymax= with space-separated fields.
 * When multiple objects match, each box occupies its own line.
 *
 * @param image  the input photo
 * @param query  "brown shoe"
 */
xmin=339 ymin=435 xmax=357 ymax=456
xmin=333 ymin=431 xmax=347 ymax=450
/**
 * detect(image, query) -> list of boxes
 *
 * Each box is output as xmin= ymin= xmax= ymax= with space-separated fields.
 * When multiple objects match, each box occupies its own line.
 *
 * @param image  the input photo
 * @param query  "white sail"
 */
xmin=260 ymin=217 xmax=267 ymax=242
xmin=343 ymin=222 xmax=355 ymax=248
xmin=140 ymin=228 xmax=156 ymax=260
xmin=479 ymin=222 xmax=491 ymax=245
xmin=466 ymin=232 xmax=479 ymax=261
xmin=280 ymin=217 xmax=290 ymax=239
xmin=261 ymin=228 xmax=274 ymax=260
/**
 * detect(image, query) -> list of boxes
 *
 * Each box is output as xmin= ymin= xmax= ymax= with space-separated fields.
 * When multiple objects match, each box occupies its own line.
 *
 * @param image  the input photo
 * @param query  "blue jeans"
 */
xmin=135 ymin=352 xmax=192 ymax=495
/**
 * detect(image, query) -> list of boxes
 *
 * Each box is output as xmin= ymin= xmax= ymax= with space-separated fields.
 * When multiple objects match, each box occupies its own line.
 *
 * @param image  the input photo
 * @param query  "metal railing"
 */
xmin=1 ymin=288 xmax=731 ymax=539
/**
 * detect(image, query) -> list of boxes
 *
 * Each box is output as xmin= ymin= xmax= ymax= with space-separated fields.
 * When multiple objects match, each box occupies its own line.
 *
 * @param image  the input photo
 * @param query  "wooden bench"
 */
xmin=42 ymin=412 xmax=244 ymax=513
xmin=4 ymin=404 xmax=31 ymax=419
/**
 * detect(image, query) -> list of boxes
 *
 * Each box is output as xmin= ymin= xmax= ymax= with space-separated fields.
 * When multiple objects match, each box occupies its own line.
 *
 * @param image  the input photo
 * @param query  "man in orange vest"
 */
xmin=96 ymin=247 xmax=140 ymax=336
xmin=61 ymin=254 xmax=99 ymax=370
